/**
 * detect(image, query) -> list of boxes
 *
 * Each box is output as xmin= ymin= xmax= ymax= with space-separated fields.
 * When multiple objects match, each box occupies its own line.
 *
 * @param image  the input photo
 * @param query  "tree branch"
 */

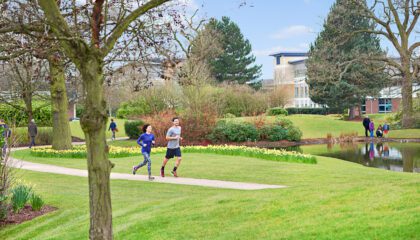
xmin=102 ymin=0 xmax=171 ymax=56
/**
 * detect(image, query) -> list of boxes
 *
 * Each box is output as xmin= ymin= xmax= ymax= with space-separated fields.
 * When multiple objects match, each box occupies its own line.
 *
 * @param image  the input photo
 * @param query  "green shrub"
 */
xmin=286 ymin=108 xmax=328 ymax=115
xmin=11 ymin=185 xmax=32 ymax=213
xmin=286 ymin=126 xmax=303 ymax=141
xmin=124 ymin=120 xmax=144 ymax=139
xmin=267 ymin=107 xmax=288 ymax=116
xmin=116 ymin=99 xmax=151 ymax=119
xmin=30 ymin=194 xmax=44 ymax=211
xmin=259 ymin=125 xmax=288 ymax=141
xmin=0 ymin=102 xmax=52 ymax=127
xmin=208 ymin=121 xmax=259 ymax=142
xmin=14 ymin=127 xmax=53 ymax=146
xmin=274 ymin=117 xmax=294 ymax=128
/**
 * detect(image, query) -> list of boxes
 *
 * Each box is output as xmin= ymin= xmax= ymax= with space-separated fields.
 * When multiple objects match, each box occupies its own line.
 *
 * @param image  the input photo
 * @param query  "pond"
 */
xmin=290 ymin=142 xmax=420 ymax=173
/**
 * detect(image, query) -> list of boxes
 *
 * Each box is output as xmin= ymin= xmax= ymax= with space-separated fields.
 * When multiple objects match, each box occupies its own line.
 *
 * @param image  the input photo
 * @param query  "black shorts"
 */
xmin=165 ymin=148 xmax=181 ymax=159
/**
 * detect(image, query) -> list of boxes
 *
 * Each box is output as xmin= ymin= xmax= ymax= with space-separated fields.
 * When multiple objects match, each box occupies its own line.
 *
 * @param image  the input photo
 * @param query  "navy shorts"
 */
xmin=165 ymin=148 xmax=181 ymax=159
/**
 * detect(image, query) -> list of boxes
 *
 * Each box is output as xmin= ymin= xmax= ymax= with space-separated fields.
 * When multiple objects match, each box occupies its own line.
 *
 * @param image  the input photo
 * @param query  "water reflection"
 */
xmin=294 ymin=142 xmax=420 ymax=173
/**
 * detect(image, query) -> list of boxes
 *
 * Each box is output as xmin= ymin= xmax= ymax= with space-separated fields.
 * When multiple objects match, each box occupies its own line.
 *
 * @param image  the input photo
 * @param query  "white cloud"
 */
xmin=253 ymin=44 xmax=309 ymax=57
xmin=270 ymin=25 xmax=313 ymax=40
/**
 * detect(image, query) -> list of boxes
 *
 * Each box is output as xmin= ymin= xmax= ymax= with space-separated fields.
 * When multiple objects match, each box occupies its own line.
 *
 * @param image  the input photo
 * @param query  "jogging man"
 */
xmin=161 ymin=117 xmax=182 ymax=177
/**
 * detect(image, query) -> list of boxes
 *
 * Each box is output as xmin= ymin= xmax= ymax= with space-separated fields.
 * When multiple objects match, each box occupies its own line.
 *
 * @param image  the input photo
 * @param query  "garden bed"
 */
xmin=0 ymin=205 xmax=57 ymax=226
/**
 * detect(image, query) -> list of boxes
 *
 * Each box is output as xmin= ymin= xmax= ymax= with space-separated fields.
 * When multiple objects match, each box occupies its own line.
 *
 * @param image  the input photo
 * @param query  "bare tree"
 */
xmin=351 ymin=0 xmax=420 ymax=128
xmin=34 ymin=0 xmax=172 ymax=238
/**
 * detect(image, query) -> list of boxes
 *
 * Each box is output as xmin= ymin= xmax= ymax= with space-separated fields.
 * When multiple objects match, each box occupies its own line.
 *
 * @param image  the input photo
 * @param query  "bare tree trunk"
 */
xmin=79 ymin=57 xmax=113 ymax=240
xmin=23 ymin=95 xmax=33 ymax=124
xmin=349 ymin=106 xmax=355 ymax=120
xmin=401 ymin=71 xmax=414 ymax=128
xmin=49 ymin=56 xmax=72 ymax=150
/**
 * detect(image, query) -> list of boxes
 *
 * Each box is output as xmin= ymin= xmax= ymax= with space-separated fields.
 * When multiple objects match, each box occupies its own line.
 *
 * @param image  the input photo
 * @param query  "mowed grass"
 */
xmin=232 ymin=114 xmax=418 ymax=139
xmin=2 ymin=152 xmax=420 ymax=239
xmin=69 ymin=118 xmax=127 ymax=140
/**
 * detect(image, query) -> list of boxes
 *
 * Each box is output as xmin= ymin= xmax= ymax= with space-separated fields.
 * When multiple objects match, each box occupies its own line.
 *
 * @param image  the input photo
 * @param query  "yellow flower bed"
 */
xmin=30 ymin=145 xmax=316 ymax=164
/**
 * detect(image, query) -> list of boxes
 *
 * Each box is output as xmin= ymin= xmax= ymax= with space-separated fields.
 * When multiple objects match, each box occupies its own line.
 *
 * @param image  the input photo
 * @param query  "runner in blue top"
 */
xmin=132 ymin=124 xmax=155 ymax=180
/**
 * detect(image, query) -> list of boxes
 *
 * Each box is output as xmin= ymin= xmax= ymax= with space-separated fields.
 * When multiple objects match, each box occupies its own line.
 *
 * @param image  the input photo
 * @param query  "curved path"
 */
xmin=9 ymin=149 xmax=286 ymax=191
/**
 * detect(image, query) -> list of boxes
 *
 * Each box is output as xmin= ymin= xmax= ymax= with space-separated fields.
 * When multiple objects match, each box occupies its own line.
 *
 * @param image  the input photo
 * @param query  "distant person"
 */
xmin=369 ymin=120 xmax=375 ymax=138
xmin=132 ymin=124 xmax=155 ymax=180
xmin=161 ymin=117 xmax=182 ymax=178
xmin=362 ymin=116 xmax=371 ymax=137
xmin=376 ymin=125 xmax=383 ymax=138
xmin=0 ymin=119 xmax=11 ymax=157
xmin=383 ymin=123 xmax=390 ymax=137
xmin=108 ymin=119 xmax=117 ymax=141
xmin=28 ymin=119 xmax=37 ymax=148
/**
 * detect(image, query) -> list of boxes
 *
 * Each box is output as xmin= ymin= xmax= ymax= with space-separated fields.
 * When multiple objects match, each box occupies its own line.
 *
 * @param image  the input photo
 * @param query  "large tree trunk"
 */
xmin=23 ymin=94 xmax=33 ymax=125
xmin=401 ymin=72 xmax=414 ymax=128
xmin=79 ymin=56 xmax=113 ymax=240
xmin=49 ymin=56 xmax=72 ymax=150
xmin=348 ymin=106 xmax=356 ymax=120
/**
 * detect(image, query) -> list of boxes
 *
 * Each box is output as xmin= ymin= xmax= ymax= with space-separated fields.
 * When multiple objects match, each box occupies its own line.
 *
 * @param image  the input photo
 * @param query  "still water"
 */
xmin=292 ymin=142 xmax=420 ymax=173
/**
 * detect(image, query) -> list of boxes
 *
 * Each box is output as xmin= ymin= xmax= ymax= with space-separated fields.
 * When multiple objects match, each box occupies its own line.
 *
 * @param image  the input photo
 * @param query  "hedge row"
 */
xmin=286 ymin=108 xmax=328 ymax=115
xmin=0 ymin=103 xmax=52 ymax=127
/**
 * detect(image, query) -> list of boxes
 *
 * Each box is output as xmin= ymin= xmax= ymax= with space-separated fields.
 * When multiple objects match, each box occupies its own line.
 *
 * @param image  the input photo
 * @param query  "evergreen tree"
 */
xmin=207 ymin=16 xmax=262 ymax=84
xmin=306 ymin=0 xmax=389 ymax=116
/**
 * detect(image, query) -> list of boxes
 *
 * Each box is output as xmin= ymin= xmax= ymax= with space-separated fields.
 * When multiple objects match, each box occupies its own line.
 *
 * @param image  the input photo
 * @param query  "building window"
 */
xmin=361 ymin=100 xmax=366 ymax=114
xmin=276 ymin=56 xmax=281 ymax=65
xmin=295 ymin=87 xmax=298 ymax=97
xmin=304 ymin=87 xmax=308 ymax=98
xmin=378 ymin=98 xmax=392 ymax=113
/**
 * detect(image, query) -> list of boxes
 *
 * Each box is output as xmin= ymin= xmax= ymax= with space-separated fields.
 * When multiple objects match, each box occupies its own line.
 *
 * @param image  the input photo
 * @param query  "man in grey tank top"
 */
xmin=161 ymin=117 xmax=183 ymax=177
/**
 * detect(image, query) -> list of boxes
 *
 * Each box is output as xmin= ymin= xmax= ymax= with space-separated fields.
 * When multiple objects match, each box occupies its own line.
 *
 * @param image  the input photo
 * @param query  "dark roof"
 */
xmin=288 ymin=59 xmax=306 ymax=65
xmin=269 ymin=52 xmax=308 ymax=57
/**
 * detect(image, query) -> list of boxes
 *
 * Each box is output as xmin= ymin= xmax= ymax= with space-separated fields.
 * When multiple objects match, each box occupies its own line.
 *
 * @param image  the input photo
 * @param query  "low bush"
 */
xmin=259 ymin=125 xmax=288 ymax=141
xmin=286 ymin=108 xmax=328 ymax=115
xmin=11 ymin=185 xmax=32 ymax=213
xmin=286 ymin=126 xmax=303 ymax=141
xmin=219 ymin=84 xmax=268 ymax=117
xmin=208 ymin=121 xmax=259 ymax=143
xmin=30 ymin=194 xmax=44 ymax=211
xmin=124 ymin=120 xmax=144 ymax=139
xmin=267 ymin=107 xmax=288 ymax=116
xmin=0 ymin=194 xmax=7 ymax=220
xmin=116 ymin=99 xmax=151 ymax=119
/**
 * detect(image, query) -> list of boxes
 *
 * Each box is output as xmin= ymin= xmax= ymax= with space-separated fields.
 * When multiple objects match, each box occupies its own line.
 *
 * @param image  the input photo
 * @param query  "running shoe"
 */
xmin=149 ymin=176 xmax=155 ymax=181
xmin=132 ymin=166 xmax=137 ymax=175
xmin=171 ymin=171 xmax=178 ymax=177
xmin=160 ymin=169 xmax=165 ymax=177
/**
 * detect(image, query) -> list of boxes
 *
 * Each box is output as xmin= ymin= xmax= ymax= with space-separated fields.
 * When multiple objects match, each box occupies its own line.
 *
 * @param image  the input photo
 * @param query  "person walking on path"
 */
xmin=0 ymin=119 xmax=11 ymax=157
xmin=108 ymin=119 xmax=117 ymax=141
xmin=132 ymin=124 xmax=155 ymax=180
xmin=362 ymin=116 xmax=371 ymax=137
xmin=28 ymin=119 xmax=37 ymax=148
xmin=369 ymin=120 xmax=375 ymax=138
xmin=161 ymin=117 xmax=182 ymax=178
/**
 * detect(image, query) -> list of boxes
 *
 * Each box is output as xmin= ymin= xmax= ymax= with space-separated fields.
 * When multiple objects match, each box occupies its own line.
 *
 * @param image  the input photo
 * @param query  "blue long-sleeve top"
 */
xmin=137 ymin=133 xmax=155 ymax=153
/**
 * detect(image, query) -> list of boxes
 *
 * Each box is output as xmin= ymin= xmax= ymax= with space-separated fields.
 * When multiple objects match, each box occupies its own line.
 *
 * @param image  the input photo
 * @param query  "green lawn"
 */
xmin=3 ymin=151 xmax=420 ymax=239
xmin=69 ymin=118 xmax=127 ymax=139
xmin=232 ymin=114 xmax=419 ymax=139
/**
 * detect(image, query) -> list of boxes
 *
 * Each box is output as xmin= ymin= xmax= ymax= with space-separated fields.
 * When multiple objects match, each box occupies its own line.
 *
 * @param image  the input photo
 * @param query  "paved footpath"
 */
xmin=9 ymin=154 xmax=286 ymax=191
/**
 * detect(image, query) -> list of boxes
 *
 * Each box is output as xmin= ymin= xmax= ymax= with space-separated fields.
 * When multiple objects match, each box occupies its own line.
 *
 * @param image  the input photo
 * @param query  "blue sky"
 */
xmin=187 ymin=0 xmax=336 ymax=79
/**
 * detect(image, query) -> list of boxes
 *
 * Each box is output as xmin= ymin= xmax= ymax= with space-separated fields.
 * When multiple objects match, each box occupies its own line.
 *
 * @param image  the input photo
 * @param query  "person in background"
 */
xmin=376 ymin=125 xmax=383 ymax=138
xmin=362 ymin=116 xmax=371 ymax=137
xmin=28 ymin=119 xmax=37 ymax=148
xmin=383 ymin=123 xmax=390 ymax=137
xmin=369 ymin=120 xmax=375 ymax=138
xmin=108 ymin=119 xmax=117 ymax=141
